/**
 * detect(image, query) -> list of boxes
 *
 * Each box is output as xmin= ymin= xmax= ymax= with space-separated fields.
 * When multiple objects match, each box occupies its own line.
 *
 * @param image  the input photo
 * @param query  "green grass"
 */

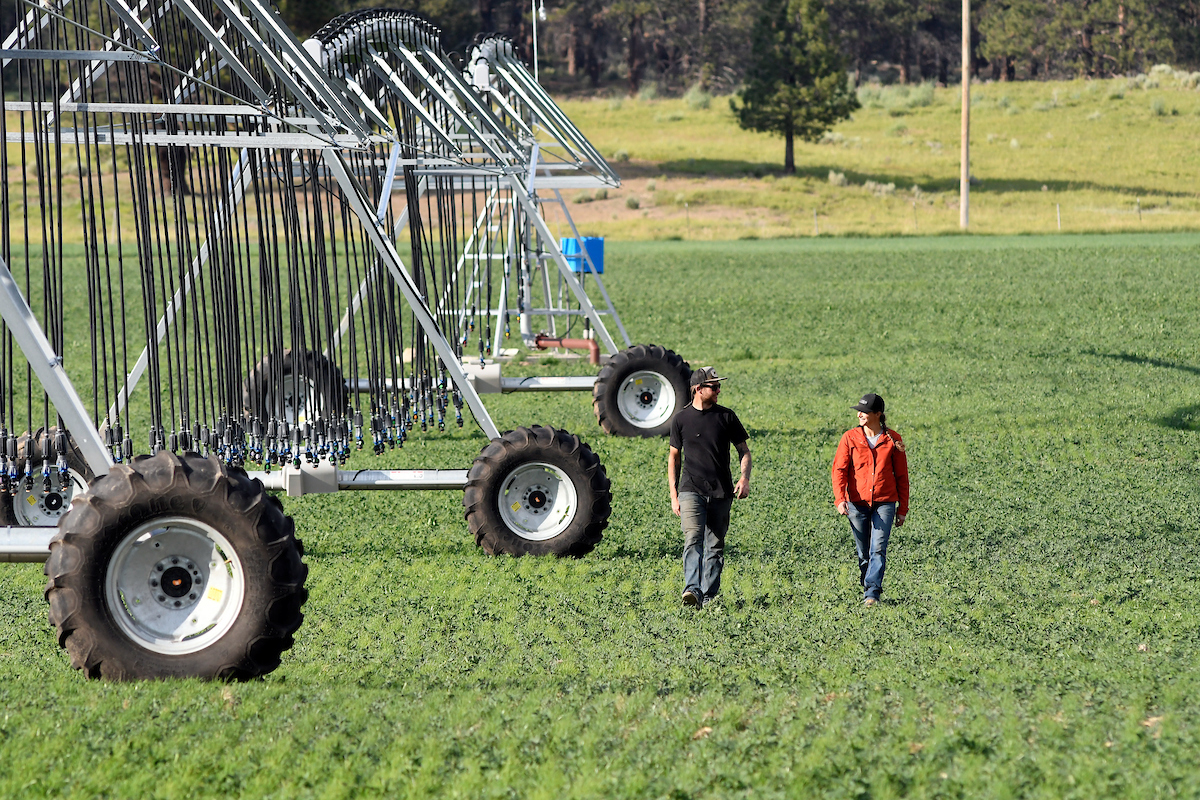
xmin=557 ymin=76 xmax=1200 ymax=239
xmin=3 ymin=233 xmax=1200 ymax=797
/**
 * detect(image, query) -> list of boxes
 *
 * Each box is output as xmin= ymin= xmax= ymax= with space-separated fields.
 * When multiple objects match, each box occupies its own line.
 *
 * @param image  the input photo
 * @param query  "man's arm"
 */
xmin=668 ymin=445 xmax=682 ymax=516
xmin=733 ymin=440 xmax=751 ymax=499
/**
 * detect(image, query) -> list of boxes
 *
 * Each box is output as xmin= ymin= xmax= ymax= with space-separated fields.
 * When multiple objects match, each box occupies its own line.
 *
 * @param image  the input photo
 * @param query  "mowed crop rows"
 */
xmin=1 ymin=234 xmax=1198 ymax=798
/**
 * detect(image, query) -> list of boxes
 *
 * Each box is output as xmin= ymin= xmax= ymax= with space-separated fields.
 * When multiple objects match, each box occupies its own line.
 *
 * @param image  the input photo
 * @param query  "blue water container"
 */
xmin=561 ymin=236 xmax=604 ymax=273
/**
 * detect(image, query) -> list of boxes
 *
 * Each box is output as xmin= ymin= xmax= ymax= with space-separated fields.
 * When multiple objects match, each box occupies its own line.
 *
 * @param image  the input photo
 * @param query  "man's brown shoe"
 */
xmin=682 ymin=590 xmax=701 ymax=608
xmin=864 ymin=597 xmax=878 ymax=608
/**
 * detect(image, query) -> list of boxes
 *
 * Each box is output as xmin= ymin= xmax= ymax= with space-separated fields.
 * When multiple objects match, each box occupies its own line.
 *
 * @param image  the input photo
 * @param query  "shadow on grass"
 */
xmin=1091 ymin=350 xmax=1200 ymax=376
xmin=1095 ymin=351 xmax=1200 ymax=430
xmin=639 ymin=160 xmax=1193 ymax=198
xmin=1157 ymin=405 xmax=1200 ymax=431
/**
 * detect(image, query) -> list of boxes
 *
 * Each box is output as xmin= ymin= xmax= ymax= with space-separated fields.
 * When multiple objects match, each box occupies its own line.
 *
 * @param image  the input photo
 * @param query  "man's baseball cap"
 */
xmin=690 ymin=366 xmax=729 ymax=387
xmin=852 ymin=393 xmax=885 ymax=413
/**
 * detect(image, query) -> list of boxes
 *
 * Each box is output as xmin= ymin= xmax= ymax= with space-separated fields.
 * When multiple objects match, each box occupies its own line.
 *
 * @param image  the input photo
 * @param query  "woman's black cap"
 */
xmin=852 ymin=393 xmax=885 ymax=413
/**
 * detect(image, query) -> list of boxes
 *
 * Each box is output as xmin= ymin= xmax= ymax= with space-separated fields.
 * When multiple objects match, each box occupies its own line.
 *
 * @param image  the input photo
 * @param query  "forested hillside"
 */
xmin=258 ymin=2 xmax=1196 ymax=92
xmin=1 ymin=1 xmax=1197 ymax=94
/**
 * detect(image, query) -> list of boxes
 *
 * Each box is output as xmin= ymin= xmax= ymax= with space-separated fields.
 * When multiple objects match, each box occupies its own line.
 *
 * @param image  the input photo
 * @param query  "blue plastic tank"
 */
xmin=560 ymin=236 xmax=604 ymax=273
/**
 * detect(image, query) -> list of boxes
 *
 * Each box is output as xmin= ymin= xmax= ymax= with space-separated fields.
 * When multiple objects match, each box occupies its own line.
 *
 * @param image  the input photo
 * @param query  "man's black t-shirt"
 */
xmin=669 ymin=403 xmax=749 ymax=499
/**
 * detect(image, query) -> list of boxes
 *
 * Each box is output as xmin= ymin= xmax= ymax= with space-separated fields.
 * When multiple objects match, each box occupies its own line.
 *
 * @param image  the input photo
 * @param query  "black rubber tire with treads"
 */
xmin=592 ymin=344 xmax=691 ymax=437
xmin=44 ymin=451 xmax=308 ymax=681
xmin=1 ymin=427 xmax=97 ymax=526
xmin=243 ymin=348 xmax=349 ymax=425
xmin=464 ymin=426 xmax=611 ymax=557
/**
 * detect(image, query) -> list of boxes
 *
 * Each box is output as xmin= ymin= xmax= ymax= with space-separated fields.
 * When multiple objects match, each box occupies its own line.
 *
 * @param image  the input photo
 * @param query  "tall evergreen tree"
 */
xmin=733 ymin=0 xmax=858 ymax=173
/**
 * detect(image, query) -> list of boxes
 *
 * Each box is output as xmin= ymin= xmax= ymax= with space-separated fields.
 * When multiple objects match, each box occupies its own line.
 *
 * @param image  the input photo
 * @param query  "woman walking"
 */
xmin=832 ymin=393 xmax=910 ymax=607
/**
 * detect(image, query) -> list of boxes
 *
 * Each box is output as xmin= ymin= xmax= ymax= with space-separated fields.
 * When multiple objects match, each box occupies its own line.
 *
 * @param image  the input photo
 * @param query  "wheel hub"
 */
xmin=13 ymin=466 xmax=86 ymax=526
xmin=151 ymin=557 xmax=203 ymax=608
xmin=106 ymin=518 xmax=245 ymax=655
xmin=524 ymin=487 xmax=549 ymax=512
xmin=616 ymin=370 xmax=678 ymax=429
xmin=497 ymin=462 xmax=579 ymax=541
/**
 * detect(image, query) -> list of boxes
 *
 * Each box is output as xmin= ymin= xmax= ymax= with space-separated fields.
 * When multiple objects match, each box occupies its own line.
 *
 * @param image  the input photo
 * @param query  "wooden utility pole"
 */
xmin=960 ymin=0 xmax=970 ymax=229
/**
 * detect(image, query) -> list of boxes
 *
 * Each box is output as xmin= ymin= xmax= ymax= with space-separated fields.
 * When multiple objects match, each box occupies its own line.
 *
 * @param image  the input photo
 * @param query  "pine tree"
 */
xmin=732 ymin=0 xmax=858 ymax=173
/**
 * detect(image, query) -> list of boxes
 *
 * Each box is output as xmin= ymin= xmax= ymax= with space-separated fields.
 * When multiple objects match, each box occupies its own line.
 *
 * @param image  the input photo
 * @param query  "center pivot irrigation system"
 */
xmin=461 ymin=32 xmax=692 ymax=439
xmin=0 ymin=0 xmax=624 ymax=680
xmin=299 ymin=17 xmax=692 ymax=440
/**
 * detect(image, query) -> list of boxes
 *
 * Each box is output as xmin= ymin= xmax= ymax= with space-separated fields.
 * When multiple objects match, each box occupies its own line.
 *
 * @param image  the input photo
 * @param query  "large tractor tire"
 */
xmin=592 ymin=344 xmax=690 ymax=437
xmin=44 ymin=451 xmax=308 ymax=681
xmin=1 ymin=427 xmax=96 ymax=527
xmin=464 ymin=426 xmax=611 ymax=557
xmin=244 ymin=348 xmax=349 ymax=427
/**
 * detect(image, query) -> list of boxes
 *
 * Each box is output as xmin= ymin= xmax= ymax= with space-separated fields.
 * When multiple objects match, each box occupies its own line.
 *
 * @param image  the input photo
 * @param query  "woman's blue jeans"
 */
xmin=679 ymin=492 xmax=732 ymax=604
xmin=846 ymin=502 xmax=896 ymax=601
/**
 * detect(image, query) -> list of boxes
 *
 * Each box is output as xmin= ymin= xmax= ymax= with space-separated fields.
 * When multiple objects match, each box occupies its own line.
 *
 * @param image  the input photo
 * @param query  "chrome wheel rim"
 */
xmin=617 ymin=370 xmax=677 ymax=429
xmin=12 ymin=467 xmax=87 ymax=526
xmin=105 ymin=517 xmax=246 ymax=655
xmin=497 ymin=462 xmax=578 ymax=541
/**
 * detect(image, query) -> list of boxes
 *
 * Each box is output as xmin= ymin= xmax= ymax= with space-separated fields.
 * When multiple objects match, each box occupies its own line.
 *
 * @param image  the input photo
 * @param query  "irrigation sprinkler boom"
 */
xmin=469 ymin=34 xmax=619 ymax=191
xmin=0 ymin=0 xmax=610 ymax=681
xmin=308 ymin=13 xmax=621 ymax=356
xmin=306 ymin=18 xmax=692 ymax=438
xmin=464 ymin=33 xmax=693 ymax=437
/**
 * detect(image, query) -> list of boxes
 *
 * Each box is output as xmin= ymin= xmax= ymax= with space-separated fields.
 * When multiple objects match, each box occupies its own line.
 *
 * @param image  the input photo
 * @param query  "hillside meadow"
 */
xmin=555 ymin=71 xmax=1200 ymax=239
xmin=1 ymin=233 xmax=1199 ymax=797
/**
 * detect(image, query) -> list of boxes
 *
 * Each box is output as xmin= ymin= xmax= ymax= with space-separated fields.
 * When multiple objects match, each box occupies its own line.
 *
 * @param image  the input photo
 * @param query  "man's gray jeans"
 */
xmin=679 ymin=492 xmax=733 ymax=604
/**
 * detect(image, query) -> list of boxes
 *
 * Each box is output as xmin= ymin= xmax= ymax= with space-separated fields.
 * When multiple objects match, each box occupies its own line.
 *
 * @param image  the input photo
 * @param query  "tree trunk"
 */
xmin=1118 ymin=3 xmax=1127 ymax=70
xmin=784 ymin=125 xmax=794 ymax=174
xmin=898 ymin=38 xmax=910 ymax=83
xmin=627 ymin=13 xmax=645 ymax=96
xmin=586 ymin=29 xmax=602 ymax=87
xmin=1080 ymin=25 xmax=1094 ymax=76
xmin=507 ymin=2 xmax=527 ymax=61
xmin=478 ymin=0 xmax=493 ymax=32
xmin=567 ymin=23 xmax=578 ymax=77
xmin=970 ymin=23 xmax=982 ymax=80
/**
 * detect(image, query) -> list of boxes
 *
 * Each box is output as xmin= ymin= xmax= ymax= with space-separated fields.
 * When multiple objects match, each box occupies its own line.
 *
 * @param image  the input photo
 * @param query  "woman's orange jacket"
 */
xmin=831 ymin=427 xmax=909 ymax=515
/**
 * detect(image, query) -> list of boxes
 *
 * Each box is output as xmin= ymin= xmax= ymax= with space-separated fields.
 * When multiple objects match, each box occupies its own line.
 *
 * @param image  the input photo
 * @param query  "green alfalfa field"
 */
xmin=1 ymin=232 xmax=1199 ymax=797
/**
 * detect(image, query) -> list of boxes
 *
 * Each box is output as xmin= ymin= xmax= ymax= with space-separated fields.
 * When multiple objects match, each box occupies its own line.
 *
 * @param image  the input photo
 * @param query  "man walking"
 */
xmin=668 ymin=367 xmax=751 ymax=608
